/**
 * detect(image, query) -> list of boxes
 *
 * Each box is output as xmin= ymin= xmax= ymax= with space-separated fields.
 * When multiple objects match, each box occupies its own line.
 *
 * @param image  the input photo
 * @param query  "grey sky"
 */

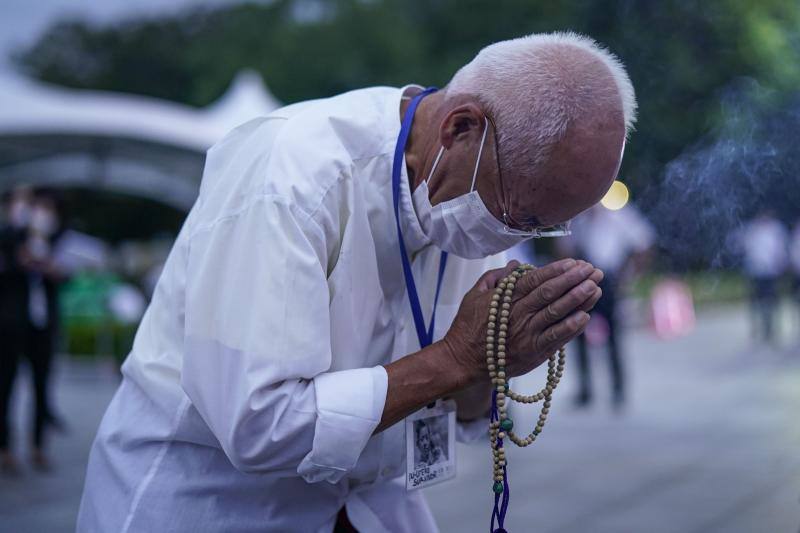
xmin=1 ymin=0 xmax=241 ymax=73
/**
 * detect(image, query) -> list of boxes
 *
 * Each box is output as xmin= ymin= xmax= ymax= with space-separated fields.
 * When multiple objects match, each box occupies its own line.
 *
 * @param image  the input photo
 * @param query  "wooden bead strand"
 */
xmin=486 ymin=263 xmax=566 ymax=499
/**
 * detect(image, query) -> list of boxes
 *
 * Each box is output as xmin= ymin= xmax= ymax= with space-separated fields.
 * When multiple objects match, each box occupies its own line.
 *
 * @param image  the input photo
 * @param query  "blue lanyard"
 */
xmin=392 ymin=87 xmax=448 ymax=350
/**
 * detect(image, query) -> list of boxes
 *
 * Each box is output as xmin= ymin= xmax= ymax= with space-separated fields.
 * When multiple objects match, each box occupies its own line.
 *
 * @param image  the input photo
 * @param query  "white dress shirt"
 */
xmin=740 ymin=217 xmax=788 ymax=279
xmin=77 ymin=86 xmax=505 ymax=533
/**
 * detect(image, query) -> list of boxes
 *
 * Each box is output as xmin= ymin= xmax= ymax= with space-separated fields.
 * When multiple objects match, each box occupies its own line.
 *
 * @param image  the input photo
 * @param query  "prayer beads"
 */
xmin=486 ymin=263 xmax=566 ymax=520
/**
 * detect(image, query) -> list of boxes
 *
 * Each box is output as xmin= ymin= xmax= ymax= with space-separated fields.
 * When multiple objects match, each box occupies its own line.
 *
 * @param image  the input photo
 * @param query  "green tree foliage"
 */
xmin=14 ymin=0 xmax=800 ymax=268
xmin=15 ymin=0 xmax=800 ymax=190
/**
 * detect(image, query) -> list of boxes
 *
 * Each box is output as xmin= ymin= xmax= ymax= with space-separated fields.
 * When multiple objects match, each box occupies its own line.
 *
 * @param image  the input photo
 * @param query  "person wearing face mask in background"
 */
xmin=79 ymin=33 xmax=636 ymax=532
xmin=16 ymin=188 xmax=69 ymax=470
xmin=0 ymin=186 xmax=33 ymax=473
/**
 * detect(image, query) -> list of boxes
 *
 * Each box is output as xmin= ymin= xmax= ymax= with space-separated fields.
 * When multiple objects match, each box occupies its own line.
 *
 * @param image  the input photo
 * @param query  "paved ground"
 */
xmin=425 ymin=303 xmax=800 ymax=533
xmin=0 ymin=358 xmax=119 ymax=533
xmin=1 ymin=303 xmax=799 ymax=533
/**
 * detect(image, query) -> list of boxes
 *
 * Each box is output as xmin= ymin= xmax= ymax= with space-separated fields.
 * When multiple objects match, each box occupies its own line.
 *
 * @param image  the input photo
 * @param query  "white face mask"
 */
xmin=411 ymin=118 xmax=531 ymax=259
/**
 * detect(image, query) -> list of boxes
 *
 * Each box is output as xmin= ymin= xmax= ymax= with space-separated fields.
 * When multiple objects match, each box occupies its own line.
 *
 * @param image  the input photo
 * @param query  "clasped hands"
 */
xmin=443 ymin=259 xmax=603 ymax=386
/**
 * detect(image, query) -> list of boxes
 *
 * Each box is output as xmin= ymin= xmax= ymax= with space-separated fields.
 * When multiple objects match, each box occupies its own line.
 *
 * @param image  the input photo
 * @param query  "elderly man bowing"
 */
xmin=78 ymin=32 xmax=635 ymax=532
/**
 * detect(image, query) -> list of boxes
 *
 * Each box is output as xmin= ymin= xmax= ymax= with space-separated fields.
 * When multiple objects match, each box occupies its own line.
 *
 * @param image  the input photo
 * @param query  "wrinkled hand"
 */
xmin=442 ymin=258 xmax=602 ymax=386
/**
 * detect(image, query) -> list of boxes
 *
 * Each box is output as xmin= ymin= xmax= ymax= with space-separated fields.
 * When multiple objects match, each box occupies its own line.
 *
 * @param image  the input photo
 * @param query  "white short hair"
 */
xmin=446 ymin=32 xmax=636 ymax=180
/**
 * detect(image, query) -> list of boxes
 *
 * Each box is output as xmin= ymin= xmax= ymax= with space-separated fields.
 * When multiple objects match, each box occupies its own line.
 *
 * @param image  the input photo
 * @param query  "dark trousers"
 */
xmin=750 ymin=277 xmax=779 ymax=343
xmin=334 ymin=508 xmax=358 ymax=533
xmin=575 ymin=276 xmax=624 ymax=403
xmin=25 ymin=325 xmax=54 ymax=449
xmin=0 ymin=324 xmax=54 ymax=451
xmin=0 ymin=325 xmax=22 ymax=450
xmin=794 ymin=276 xmax=800 ymax=336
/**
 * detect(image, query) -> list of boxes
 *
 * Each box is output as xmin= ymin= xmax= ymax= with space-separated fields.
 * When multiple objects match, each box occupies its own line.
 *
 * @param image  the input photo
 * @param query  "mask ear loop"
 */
xmin=426 ymin=146 xmax=446 ymax=184
xmin=427 ymin=116 xmax=489 ymax=190
xmin=470 ymin=117 xmax=490 ymax=192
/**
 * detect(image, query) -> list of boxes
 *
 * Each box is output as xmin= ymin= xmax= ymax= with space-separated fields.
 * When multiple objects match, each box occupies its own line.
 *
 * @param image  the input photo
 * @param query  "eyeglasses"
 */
xmin=487 ymin=117 xmax=571 ymax=238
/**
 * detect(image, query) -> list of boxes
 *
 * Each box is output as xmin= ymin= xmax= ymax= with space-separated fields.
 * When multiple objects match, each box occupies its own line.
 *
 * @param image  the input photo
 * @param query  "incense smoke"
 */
xmin=644 ymin=78 xmax=800 ymax=269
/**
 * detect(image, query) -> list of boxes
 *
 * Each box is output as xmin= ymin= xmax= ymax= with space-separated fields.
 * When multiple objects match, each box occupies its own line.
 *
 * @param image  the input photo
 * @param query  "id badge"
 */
xmin=405 ymin=399 xmax=457 ymax=490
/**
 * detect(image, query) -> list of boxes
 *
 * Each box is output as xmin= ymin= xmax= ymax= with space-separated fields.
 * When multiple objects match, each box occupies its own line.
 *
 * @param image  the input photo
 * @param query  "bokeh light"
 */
xmin=601 ymin=180 xmax=630 ymax=210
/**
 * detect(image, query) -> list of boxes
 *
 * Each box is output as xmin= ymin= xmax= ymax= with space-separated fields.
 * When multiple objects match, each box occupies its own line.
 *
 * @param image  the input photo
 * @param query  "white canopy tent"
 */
xmin=0 ymin=70 xmax=281 ymax=210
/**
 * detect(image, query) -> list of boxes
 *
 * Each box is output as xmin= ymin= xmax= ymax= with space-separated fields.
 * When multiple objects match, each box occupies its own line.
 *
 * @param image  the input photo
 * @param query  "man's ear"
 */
xmin=439 ymin=103 xmax=485 ymax=150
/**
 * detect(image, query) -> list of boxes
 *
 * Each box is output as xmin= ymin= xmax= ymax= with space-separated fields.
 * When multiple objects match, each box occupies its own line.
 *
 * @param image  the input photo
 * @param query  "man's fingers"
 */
xmin=535 ymin=311 xmax=590 ymax=354
xmin=579 ymin=268 xmax=604 ymax=312
xmin=513 ymin=258 xmax=577 ymax=297
xmin=579 ymin=287 xmax=602 ymax=313
xmin=531 ymin=280 xmax=597 ymax=328
xmin=476 ymin=260 xmax=520 ymax=291
xmin=518 ymin=262 xmax=595 ymax=311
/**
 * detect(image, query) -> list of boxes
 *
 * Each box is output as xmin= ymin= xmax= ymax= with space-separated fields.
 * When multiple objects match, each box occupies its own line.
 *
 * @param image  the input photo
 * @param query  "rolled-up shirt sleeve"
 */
xmin=181 ymin=194 xmax=387 ymax=483
xmin=298 ymin=367 xmax=387 ymax=482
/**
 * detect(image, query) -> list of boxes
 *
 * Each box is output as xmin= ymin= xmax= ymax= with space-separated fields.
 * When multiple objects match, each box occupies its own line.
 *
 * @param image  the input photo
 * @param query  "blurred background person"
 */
xmin=739 ymin=210 xmax=788 ymax=345
xmin=0 ymin=186 xmax=32 ymax=474
xmin=559 ymin=200 xmax=655 ymax=409
xmin=17 ymin=188 xmax=70 ymax=469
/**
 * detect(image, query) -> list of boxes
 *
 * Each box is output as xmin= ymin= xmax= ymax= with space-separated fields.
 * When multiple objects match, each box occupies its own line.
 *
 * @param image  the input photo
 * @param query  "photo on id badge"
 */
xmin=405 ymin=400 xmax=456 ymax=490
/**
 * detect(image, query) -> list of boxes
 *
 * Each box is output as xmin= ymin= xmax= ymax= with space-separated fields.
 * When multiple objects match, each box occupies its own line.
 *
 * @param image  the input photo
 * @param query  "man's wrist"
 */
xmin=377 ymin=341 xmax=466 ymax=433
xmin=434 ymin=338 xmax=479 ymax=392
